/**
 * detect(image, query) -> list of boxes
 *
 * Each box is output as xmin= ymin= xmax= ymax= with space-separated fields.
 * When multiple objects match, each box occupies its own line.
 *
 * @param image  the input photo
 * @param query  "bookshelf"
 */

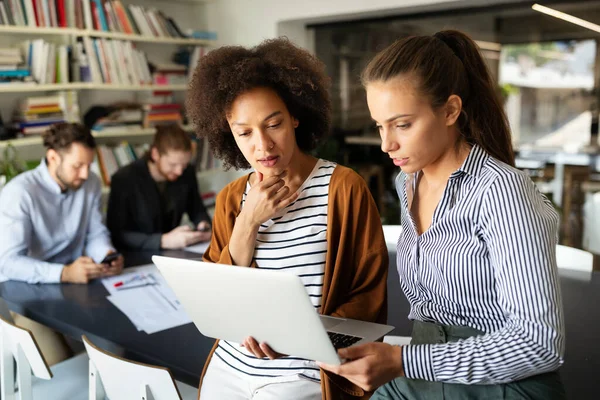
xmin=0 ymin=83 xmax=188 ymax=93
xmin=80 ymin=30 xmax=212 ymax=45
xmin=92 ymin=125 xmax=193 ymax=139
xmin=0 ymin=83 xmax=85 ymax=92
xmin=0 ymin=125 xmax=195 ymax=151
xmin=82 ymin=84 xmax=188 ymax=91
xmin=0 ymin=26 xmax=213 ymax=46
xmin=0 ymin=0 xmax=244 ymax=202
xmin=0 ymin=25 xmax=79 ymax=36
xmin=345 ymin=136 xmax=382 ymax=146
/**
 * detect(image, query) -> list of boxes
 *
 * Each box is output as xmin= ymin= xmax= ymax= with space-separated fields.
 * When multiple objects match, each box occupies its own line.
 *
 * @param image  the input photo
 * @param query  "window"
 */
xmin=499 ymin=40 xmax=597 ymax=151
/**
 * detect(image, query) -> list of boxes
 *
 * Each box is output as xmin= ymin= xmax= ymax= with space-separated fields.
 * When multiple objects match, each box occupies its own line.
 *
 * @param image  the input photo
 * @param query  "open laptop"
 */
xmin=152 ymin=256 xmax=394 ymax=365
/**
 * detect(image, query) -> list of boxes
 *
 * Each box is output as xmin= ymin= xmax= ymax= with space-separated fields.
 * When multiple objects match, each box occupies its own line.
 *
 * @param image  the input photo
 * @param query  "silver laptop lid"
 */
xmin=152 ymin=256 xmax=341 ymax=364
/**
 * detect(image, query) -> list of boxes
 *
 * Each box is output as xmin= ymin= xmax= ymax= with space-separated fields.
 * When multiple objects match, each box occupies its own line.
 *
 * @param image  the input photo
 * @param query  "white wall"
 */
xmin=205 ymin=0 xmax=452 ymax=47
xmin=204 ymin=0 xmax=525 ymax=48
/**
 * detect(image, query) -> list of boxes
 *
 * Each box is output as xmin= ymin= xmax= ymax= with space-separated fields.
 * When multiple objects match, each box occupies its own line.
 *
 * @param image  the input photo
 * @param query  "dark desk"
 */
xmin=0 ymin=251 xmax=598 ymax=399
xmin=0 ymin=250 xmax=214 ymax=387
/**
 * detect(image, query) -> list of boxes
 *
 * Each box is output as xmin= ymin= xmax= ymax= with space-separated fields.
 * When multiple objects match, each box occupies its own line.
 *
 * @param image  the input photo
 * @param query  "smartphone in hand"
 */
xmin=101 ymin=252 xmax=121 ymax=265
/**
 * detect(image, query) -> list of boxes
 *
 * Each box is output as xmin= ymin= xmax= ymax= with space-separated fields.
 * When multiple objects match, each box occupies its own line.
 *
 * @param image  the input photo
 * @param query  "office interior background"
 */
xmin=3 ymin=0 xmax=600 ymax=258
xmin=0 ymin=0 xmax=599 ymax=398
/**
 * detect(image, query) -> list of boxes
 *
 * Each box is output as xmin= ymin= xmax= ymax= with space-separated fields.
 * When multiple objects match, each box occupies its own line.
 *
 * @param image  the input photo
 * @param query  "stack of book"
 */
xmin=141 ymin=91 xmax=182 ymax=128
xmin=152 ymin=63 xmax=187 ymax=85
xmin=92 ymin=108 xmax=144 ymax=132
xmin=0 ymin=47 xmax=33 ymax=85
xmin=12 ymin=91 xmax=79 ymax=135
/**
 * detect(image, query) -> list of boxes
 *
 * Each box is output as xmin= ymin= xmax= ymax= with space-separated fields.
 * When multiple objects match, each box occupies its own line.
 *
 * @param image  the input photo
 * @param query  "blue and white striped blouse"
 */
xmin=396 ymin=144 xmax=565 ymax=384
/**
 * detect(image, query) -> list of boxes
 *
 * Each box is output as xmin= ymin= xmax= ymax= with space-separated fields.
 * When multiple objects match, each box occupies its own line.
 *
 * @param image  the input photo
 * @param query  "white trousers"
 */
xmin=200 ymin=354 xmax=322 ymax=400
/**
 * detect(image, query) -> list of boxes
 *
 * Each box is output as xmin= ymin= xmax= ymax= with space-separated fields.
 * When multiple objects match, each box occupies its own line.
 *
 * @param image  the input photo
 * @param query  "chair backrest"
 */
xmin=0 ymin=298 xmax=13 ymax=323
xmin=583 ymin=191 xmax=600 ymax=254
xmin=556 ymin=244 xmax=594 ymax=272
xmin=382 ymin=225 xmax=402 ymax=251
xmin=82 ymin=335 xmax=183 ymax=400
xmin=0 ymin=316 xmax=52 ymax=400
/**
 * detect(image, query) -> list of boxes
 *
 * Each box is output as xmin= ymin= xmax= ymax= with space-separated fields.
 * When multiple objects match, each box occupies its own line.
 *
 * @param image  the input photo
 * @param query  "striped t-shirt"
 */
xmin=213 ymin=159 xmax=336 ymax=382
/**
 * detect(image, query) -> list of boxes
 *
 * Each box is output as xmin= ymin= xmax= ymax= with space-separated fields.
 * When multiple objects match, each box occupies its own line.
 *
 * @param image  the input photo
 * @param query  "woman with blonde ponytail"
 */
xmin=319 ymin=30 xmax=565 ymax=399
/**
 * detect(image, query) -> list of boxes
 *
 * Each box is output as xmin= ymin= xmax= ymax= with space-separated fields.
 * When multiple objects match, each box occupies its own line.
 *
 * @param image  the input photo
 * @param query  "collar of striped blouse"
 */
xmin=452 ymin=144 xmax=487 ymax=178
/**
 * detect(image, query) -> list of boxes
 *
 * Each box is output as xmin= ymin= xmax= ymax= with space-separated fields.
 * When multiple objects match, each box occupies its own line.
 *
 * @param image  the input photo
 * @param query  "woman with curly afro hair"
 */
xmin=187 ymin=38 xmax=389 ymax=400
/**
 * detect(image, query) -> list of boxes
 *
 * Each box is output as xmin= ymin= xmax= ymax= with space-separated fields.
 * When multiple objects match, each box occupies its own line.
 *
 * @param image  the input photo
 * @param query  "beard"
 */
xmin=56 ymin=163 xmax=85 ymax=191
xmin=156 ymin=164 xmax=179 ymax=182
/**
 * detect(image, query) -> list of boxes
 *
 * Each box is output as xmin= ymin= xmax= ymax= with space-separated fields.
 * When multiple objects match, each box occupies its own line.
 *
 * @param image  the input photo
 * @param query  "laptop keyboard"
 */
xmin=327 ymin=332 xmax=363 ymax=349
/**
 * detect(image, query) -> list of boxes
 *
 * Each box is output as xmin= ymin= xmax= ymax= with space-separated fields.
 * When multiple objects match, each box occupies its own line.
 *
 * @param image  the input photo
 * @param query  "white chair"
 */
xmin=382 ymin=225 xmax=402 ymax=252
xmin=556 ymin=244 xmax=594 ymax=273
xmin=0 ymin=315 xmax=88 ymax=400
xmin=83 ymin=335 xmax=198 ymax=400
xmin=0 ymin=298 xmax=12 ymax=323
xmin=583 ymin=191 xmax=600 ymax=254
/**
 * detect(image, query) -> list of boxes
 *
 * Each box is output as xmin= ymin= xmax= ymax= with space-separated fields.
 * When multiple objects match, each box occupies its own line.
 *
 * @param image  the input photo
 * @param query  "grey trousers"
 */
xmin=371 ymin=321 xmax=566 ymax=400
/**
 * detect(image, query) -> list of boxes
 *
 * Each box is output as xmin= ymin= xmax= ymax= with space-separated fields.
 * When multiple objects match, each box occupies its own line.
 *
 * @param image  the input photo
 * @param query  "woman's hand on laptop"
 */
xmin=242 ymin=336 xmax=287 ymax=359
xmin=316 ymin=342 xmax=403 ymax=392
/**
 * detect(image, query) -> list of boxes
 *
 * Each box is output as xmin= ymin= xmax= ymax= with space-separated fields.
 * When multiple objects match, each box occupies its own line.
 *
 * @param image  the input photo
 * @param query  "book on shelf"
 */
xmin=0 ymin=37 xmax=205 ymax=87
xmin=151 ymin=62 xmax=187 ymax=85
xmin=0 ymin=46 xmax=34 ymax=85
xmin=1 ymin=39 xmax=73 ymax=85
xmin=0 ymin=0 xmax=195 ymax=41
xmin=94 ymin=137 xmax=218 ymax=188
xmin=187 ymin=46 xmax=205 ymax=81
xmin=139 ymin=91 xmax=183 ymax=128
xmin=75 ymin=36 xmax=152 ymax=85
xmin=11 ymin=90 xmax=79 ymax=135
xmin=95 ymin=141 xmax=149 ymax=186
xmin=91 ymin=106 xmax=144 ymax=131
xmin=185 ymin=30 xmax=217 ymax=41
xmin=193 ymin=136 xmax=221 ymax=172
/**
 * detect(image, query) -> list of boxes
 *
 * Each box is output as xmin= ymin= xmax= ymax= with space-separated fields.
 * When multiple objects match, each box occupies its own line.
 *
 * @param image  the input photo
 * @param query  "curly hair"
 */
xmin=186 ymin=38 xmax=331 ymax=170
xmin=42 ymin=122 xmax=96 ymax=152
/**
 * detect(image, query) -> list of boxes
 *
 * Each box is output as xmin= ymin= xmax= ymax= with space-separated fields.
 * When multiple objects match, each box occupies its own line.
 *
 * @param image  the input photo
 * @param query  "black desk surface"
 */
xmin=0 ymin=250 xmax=598 ymax=399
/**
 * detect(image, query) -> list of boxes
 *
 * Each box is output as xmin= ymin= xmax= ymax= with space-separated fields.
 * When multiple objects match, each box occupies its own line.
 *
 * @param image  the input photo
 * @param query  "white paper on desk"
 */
xmin=103 ymin=264 xmax=191 ymax=334
xmin=107 ymin=286 xmax=192 ymax=334
xmin=101 ymin=264 xmax=163 ymax=295
xmin=185 ymin=241 xmax=209 ymax=255
xmin=106 ymin=295 xmax=143 ymax=331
